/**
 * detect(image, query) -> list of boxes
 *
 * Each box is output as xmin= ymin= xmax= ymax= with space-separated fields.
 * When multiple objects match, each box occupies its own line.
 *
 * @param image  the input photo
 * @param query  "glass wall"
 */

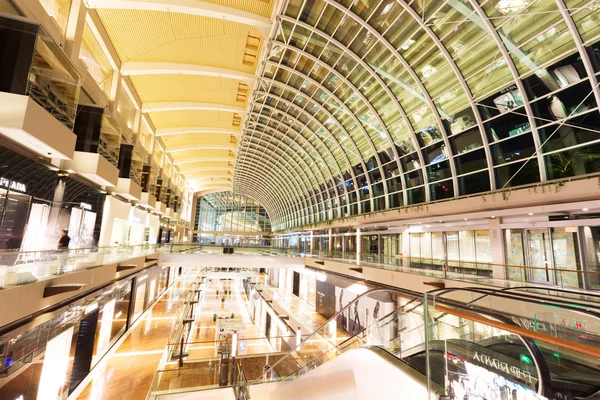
xmin=409 ymin=230 xmax=492 ymax=276
xmin=505 ymin=228 xmax=581 ymax=287
xmin=79 ymin=22 xmax=114 ymax=97
xmin=194 ymin=191 xmax=271 ymax=234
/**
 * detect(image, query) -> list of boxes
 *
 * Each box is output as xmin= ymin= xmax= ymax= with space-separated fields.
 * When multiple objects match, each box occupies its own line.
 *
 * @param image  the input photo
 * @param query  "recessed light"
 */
xmin=528 ymin=213 xmax=533 ymax=216
xmin=491 ymin=216 xmax=496 ymax=219
xmin=438 ymin=220 xmax=443 ymax=223
xmin=464 ymin=218 xmax=468 ymax=221
xmin=582 ymin=208 xmax=589 ymax=211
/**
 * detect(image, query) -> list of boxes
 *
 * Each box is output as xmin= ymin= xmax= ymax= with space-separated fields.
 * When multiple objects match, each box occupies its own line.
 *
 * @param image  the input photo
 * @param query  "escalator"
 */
xmin=243 ymin=286 xmax=600 ymax=400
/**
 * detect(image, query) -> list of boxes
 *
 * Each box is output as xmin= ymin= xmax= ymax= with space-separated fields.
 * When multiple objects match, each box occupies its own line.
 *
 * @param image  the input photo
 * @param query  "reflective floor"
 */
xmin=76 ymin=275 xmax=195 ymax=400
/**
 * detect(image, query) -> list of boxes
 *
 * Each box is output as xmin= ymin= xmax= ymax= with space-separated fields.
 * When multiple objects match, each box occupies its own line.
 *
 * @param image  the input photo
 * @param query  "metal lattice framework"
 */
xmin=235 ymin=0 xmax=600 ymax=231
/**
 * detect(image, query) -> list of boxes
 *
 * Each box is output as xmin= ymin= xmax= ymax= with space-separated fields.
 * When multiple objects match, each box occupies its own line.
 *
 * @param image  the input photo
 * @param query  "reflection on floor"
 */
xmin=76 ymin=276 xmax=195 ymax=400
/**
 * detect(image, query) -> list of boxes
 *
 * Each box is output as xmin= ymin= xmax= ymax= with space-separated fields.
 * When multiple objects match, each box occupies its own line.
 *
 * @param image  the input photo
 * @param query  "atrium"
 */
xmin=0 ymin=0 xmax=599 ymax=399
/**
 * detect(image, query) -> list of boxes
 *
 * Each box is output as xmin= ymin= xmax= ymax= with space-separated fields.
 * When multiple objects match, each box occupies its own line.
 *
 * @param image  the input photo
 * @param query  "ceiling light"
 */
xmin=491 ymin=216 xmax=496 ymax=219
xmin=381 ymin=3 xmax=394 ymax=15
xmin=582 ymin=208 xmax=589 ymax=211
xmin=528 ymin=213 xmax=533 ymax=216
xmin=464 ymin=218 xmax=468 ymax=221
xmin=438 ymin=220 xmax=443 ymax=223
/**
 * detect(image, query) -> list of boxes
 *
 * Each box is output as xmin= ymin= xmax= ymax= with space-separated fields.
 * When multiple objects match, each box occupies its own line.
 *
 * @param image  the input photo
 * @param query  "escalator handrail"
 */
xmin=251 ymin=285 xmax=600 ymax=387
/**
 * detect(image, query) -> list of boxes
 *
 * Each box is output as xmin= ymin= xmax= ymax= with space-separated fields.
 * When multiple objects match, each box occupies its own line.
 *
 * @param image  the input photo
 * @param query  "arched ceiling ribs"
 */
xmin=235 ymin=175 xmax=290 ymax=221
xmin=156 ymin=127 xmax=241 ymax=138
xmin=246 ymin=117 xmax=344 ymax=202
xmin=185 ymin=171 xmax=232 ymax=179
xmin=236 ymin=146 xmax=313 ymax=214
xmin=392 ymin=0 xmax=494 ymax=191
xmin=251 ymin=89 xmax=359 ymax=205
xmin=463 ymin=0 xmax=546 ymax=181
xmin=240 ymin=130 xmax=332 ymax=211
xmin=272 ymin=43 xmax=393 ymax=205
xmin=235 ymin=171 xmax=298 ymax=222
xmin=121 ymin=62 xmax=256 ymax=85
xmin=263 ymin=62 xmax=381 ymax=201
xmin=180 ymin=167 xmax=235 ymax=174
xmin=243 ymin=122 xmax=333 ymax=201
xmin=172 ymin=156 xmax=236 ymax=165
xmin=246 ymin=106 xmax=342 ymax=201
xmin=279 ymin=16 xmax=408 ymax=195
xmin=235 ymin=149 xmax=313 ymax=219
xmin=320 ymin=0 xmax=458 ymax=197
xmin=142 ymin=102 xmax=246 ymax=115
xmin=236 ymin=140 xmax=317 ymax=215
xmin=84 ymin=0 xmax=272 ymax=37
xmin=166 ymin=144 xmax=238 ymax=153
xmin=234 ymin=182 xmax=283 ymax=223
xmin=252 ymin=88 xmax=353 ymax=176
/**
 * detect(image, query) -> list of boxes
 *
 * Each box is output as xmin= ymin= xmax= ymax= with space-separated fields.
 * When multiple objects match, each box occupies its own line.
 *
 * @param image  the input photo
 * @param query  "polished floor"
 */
xmin=76 ymin=275 xmax=196 ymax=400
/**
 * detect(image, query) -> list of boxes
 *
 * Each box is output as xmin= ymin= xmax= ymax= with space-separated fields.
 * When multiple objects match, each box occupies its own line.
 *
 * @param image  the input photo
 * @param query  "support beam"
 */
xmin=142 ymin=102 xmax=246 ymax=115
xmin=83 ymin=0 xmax=271 ymax=37
xmin=166 ymin=144 xmax=238 ymax=153
xmin=121 ymin=62 xmax=256 ymax=84
xmin=172 ymin=156 xmax=236 ymax=165
xmin=156 ymin=126 xmax=240 ymax=137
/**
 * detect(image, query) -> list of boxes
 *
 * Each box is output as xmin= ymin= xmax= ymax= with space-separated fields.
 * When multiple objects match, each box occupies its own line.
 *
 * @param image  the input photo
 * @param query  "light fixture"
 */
xmin=528 ymin=213 xmax=533 ymax=216
xmin=491 ymin=216 xmax=496 ymax=219
xmin=381 ymin=3 xmax=394 ymax=15
xmin=231 ymin=331 xmax=238 ymax=358
xmin=582 ymin=208 xmax=589 ymax=211
xmin=464 ymin=218 xmax=468 ymax=221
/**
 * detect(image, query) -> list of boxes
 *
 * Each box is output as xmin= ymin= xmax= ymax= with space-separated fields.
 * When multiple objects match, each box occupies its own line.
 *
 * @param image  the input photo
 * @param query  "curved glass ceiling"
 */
xmin=235 ymin=0 xmax=600 ymax=231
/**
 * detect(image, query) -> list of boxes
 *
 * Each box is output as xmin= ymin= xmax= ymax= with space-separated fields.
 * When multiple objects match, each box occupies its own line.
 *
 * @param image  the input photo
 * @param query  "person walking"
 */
xmin=58 ymin=229 xmax=71 ymax=250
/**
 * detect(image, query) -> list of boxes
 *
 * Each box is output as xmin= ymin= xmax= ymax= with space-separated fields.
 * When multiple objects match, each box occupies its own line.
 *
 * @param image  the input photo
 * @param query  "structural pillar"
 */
xmin=0 ymin=18 xmax=37 ymax=95
xmin=73 ymin=105 xmax=104 ymax=153
xmin=356 ymin=228 xmax=361 ymax=262
xmin=328 ymin=228 xmax=333 ymax=253
xmin=489 ymin=218 xmax=506 ymax=279
xmin=117 ymin=143 xmax=134 ymax=178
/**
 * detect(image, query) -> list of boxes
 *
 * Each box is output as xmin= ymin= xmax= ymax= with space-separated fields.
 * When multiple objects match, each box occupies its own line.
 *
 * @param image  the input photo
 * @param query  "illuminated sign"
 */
xmin=80 ymin=202 xmax=92 ymax=210
xmin=0 ymin=177 xmax=26 ymax=193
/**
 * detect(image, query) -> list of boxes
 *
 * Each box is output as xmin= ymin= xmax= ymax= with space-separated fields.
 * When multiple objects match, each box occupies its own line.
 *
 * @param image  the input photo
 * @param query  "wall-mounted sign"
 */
xmin=0 ymin=177 xmax=26 ymax=193
xmin=472 ymin=351 xmax=534 ymax=384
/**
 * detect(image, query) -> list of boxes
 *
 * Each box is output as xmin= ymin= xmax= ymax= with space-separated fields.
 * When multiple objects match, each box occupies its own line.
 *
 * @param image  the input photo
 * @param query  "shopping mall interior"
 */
xmin=0 ymin=0 xmax=600 ymax=399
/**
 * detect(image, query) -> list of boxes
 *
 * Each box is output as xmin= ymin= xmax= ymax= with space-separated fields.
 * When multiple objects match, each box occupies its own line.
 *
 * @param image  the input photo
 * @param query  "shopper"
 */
xmin=58 ymin=229 xmax=71 ymax=250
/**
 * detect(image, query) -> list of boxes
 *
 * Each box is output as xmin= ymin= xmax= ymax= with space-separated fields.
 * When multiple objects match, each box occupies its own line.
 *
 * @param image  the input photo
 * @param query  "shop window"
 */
xmin=458 ymin=171 xmax=491 ymax=196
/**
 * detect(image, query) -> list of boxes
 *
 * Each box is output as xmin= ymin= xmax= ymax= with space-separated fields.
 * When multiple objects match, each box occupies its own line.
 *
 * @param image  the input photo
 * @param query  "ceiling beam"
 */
xmin=166 ymin=144 xmax=238 ymax=153
xmin=83 ymin=0 xmax=271 ymax=37
xmin=172 ymin=156 xmax=236 ymax=165
xmin=142 ymin=102 xmax=246 ymax=115
xmin=156 ymin=126 xmax=240 ymax=137
xmin=181 ymin=167 xmax=234 ymax=174
xmin=121 ymin=62 xmax=256 ymax=85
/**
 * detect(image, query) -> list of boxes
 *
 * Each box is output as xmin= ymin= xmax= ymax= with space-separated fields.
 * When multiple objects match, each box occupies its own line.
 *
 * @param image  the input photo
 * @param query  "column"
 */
xmin=64 ymin=0 xmax=86 ymax=61
xmin=0 ymin=18 xmax=37 ymax=95
xmin=328 ymin=228 xmax=333 ymax=253
xmin=73 ymin=105 xmax=104 ymax=153
xmin=141 ymin=165 xmax=151 ymax=192
xmin=489 ymin=218 xmax=506 ymax=279
xmin=117 ymin=143 xmax=134 ymax=179
xmin=356 ymin=228 xmax=361 ymax=262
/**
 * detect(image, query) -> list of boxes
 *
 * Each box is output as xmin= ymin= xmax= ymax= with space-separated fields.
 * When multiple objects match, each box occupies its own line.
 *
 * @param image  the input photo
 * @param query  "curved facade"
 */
xmin=235 ymin=0 xmax=600 ymax=231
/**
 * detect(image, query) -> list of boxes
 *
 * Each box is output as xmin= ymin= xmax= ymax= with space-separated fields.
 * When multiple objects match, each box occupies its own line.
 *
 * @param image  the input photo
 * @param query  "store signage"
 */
xmin=0 ymin=177 xmax=26 ymax=192
xmin=472 ymin=352 xmax=533 ymax=383
xmin=80 ymin=202 xmax=92 ymax=210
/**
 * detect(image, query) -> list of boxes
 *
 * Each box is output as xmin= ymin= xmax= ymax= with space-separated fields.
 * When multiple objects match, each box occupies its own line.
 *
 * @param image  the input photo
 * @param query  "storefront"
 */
xmin=0 ymin=145 xmax=106 ymax=251
xmin=99 ymin=196 xmax=159 ymax=247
